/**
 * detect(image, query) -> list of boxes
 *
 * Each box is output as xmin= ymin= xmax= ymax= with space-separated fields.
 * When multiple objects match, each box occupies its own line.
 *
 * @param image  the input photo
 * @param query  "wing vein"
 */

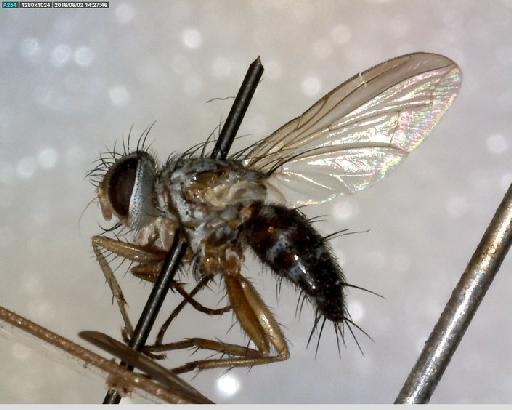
xmin=242 ymin=53 xmax=461 ymax=206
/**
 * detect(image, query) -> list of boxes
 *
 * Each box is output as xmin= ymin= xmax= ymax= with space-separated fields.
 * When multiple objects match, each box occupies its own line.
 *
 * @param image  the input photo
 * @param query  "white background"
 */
xmin=0 ymin=0 xmax=511 ymax=404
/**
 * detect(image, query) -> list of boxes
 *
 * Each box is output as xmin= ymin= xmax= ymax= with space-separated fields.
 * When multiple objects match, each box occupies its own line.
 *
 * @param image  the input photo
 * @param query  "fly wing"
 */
xmin=0 ymin=306 xmax=207 ymax=403
xmin=243 ymin=53 xmax=461 ymax=205
xmin=79 ymin=331 xmax=213 ymax=404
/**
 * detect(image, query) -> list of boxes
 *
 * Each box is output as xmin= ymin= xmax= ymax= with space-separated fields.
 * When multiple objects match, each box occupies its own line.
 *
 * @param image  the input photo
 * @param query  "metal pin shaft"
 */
xmin=103 ymin=57 xmax=264 ymax=404
xmin=395 ymin=184 xmax=512 ymax=403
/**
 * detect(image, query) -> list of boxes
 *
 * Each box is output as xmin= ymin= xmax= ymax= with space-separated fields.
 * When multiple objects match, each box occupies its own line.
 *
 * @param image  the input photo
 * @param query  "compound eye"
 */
xmin=108 ymin=157 xmax=138 ymax=218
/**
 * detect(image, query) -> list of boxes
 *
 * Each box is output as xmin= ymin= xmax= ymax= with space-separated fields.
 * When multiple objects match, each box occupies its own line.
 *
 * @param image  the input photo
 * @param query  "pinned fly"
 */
xmin=88 ymin=53 xmax=461 ymax=372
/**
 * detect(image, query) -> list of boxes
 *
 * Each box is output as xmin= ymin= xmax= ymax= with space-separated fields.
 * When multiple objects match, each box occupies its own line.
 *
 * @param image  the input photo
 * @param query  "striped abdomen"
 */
xmin=244 ymin=203 xmax=347 ymax=322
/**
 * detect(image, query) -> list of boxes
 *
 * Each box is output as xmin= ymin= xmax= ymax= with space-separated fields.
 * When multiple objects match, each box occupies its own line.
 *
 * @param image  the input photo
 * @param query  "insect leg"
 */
xmin=131 ymin=263 xmax=231 ymax=316
xmin=158 ymin=339 xmax=263 ymax=374
xmin=222 ymin=273 xmax=290 ymax=365
xmin=174 ymin=283 xmax=231 ymax=316
xmin=150 ymin=273 xmax=289 ymax=373
xmin=147 ymin=338 xmax=261 ymax=358
xmin=91 ymin=235 xmax=168 ymax=339
xmin=152 ymin=276 xmax=231 ymax=346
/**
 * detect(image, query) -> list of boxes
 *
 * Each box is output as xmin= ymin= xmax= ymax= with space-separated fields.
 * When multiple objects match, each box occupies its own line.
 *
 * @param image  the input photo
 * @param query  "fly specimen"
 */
xmin=88 ymin=53 xmax=461 ymax=372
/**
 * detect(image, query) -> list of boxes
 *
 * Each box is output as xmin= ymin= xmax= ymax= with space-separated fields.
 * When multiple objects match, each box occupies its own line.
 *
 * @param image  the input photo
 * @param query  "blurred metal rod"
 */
xmin=395 ymin=184 xmax=512 ymax=404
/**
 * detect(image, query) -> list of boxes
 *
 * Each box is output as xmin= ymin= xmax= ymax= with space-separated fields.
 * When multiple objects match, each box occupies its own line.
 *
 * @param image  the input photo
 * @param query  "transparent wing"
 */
xmin=79 ymin=331 xmax=212 ymax=404
xmin=243 ymin=53 xmax=461 ymax=205
xmin=0 ymin=305 xmax=210 ymax=403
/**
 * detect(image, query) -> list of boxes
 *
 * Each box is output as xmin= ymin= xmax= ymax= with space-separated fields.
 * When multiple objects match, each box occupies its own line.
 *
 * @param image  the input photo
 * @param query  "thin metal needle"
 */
xmin=395 ymin=184 xmax=512 ymax=404
xmin=103 ymin=57 xmax=264 ymax=404
xmin=212 ymin=57 xmax=263 ymax=159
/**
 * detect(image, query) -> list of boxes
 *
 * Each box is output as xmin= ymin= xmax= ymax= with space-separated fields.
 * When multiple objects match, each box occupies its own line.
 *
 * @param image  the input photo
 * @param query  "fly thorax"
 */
xmin=165 ymin=158 xmax=267 ymax=254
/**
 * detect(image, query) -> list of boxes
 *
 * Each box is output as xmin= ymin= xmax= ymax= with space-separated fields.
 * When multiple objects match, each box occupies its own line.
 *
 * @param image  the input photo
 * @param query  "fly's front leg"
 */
xmin=91 ymin=236 xmax=167 ymax=340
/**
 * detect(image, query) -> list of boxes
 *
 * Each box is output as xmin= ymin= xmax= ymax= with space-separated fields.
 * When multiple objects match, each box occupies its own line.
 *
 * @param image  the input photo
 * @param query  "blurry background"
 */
xmin=0 ymin=0 xmax=511 ymax=404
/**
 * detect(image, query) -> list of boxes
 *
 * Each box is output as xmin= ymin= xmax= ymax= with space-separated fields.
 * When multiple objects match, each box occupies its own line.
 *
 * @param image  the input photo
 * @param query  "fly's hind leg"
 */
xmin=147 ymin=338 xmax=263 ymax=374
xmin=222 ymin=273 xmax=290 ymax=367
xmin=146 ymin=273 xmax=290 ymax=373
